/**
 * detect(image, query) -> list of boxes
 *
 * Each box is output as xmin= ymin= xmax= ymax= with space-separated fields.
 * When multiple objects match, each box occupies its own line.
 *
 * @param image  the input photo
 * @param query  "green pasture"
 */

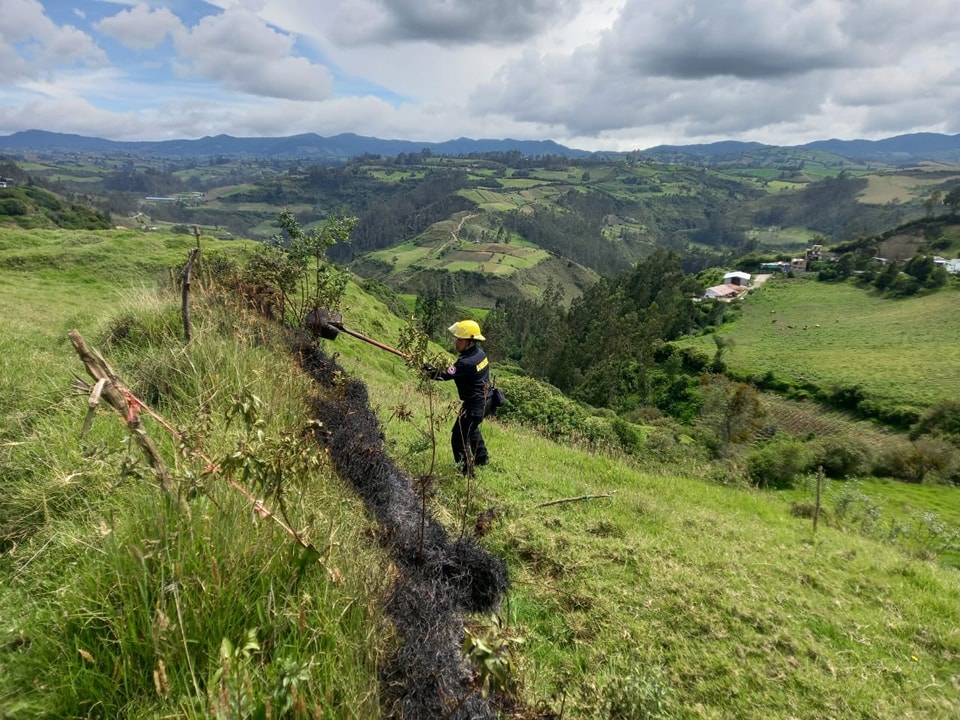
xmin=524 ymin=169 xmax=575 ymax=182
xmin=204 ymin=183 xmax=258 ymax=199
xmin=40 ymin=173 xmax=102 ymax=184
xmin=683 ymin=277 xmax=960 ymax=412
xmin=459 ymin=188 xmax=526 ymax=210
xmin=369 ymin=241 xmax=431 ymax=270
xmin=360 ymin=167 xmax=427 ymax=182
xmin=858 ymin=172 xmax=951 ymax=205
xmin=458 ymin=183 xmax=570 ymax=213
xmin=371 ymin=237 xmax=548 ymax=276
xmin=781 ymin=475 xmax=960 ymax=568
xmin=747 ymin=225 xmax=818 ymax=248
xmin=733 ymin=168 xmax=789 ymax=180
xmin=496 ymin=177 xmax=549 ymax=189
xmin=15 ymin=162 xmax=50 ymax=172
xmin=767 ymin=180 xmax=806 ymax=192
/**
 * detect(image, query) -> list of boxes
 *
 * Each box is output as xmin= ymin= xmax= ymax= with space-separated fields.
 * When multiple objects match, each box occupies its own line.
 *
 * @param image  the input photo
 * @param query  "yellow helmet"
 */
xmin=448 ymin=320 xmax=485 ymax=341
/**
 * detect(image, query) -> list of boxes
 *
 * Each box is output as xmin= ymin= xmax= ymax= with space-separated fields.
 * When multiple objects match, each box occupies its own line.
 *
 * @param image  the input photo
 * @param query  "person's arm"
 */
xmin=422 ymin=362 xmax=455 ymax=381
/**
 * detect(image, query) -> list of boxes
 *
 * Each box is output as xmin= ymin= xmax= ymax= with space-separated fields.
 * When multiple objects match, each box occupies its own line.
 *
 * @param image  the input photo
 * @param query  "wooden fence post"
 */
xmin=181 ymin=247 xmax=200 ymax=342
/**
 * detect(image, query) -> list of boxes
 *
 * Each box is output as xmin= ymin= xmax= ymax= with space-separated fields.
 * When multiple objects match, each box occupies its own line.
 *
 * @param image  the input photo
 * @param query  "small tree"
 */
xmin=273 ymin=209 xmax=357 ymax=319
xmin=697 ymin=375 xmax=765 ymax=457
xmin=924 ymin=189 xmax=942 ymax=217
xmin=944 ymin=186 xmax=960 ymax=216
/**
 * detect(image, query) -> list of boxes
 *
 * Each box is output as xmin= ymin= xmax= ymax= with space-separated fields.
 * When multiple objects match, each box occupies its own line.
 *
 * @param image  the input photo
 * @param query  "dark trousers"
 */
xmin=452 ymin=409 xmax=488 ymax=474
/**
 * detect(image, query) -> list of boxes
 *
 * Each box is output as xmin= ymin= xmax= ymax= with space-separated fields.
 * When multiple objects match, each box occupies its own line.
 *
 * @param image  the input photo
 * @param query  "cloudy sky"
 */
xmin=2 ymin=0 xmax=960 ymax=152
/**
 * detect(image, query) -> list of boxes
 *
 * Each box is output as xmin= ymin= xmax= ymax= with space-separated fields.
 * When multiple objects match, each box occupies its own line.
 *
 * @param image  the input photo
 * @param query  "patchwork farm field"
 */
xmin=369 ymin=238 xmax=549 ymax=275
xmin=687 ymin=276 xmax=960 ymax=412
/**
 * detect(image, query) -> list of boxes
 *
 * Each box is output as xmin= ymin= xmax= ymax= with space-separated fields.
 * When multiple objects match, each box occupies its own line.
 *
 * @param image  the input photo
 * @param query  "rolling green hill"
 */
xmin=0 ymin=184 xmax=110 ymax=230
xmin=11 ymin=150 xmax=960 ymax=310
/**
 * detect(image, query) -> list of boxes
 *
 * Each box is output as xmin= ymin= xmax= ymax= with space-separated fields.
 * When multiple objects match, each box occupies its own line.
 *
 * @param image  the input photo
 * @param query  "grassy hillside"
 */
xmin=0 ymin=228 xmax=390 ymax=718
xmin=2 ymin=227 xmax=960 ymax=718
xmin=0 ymin=184 xmax=111 ymax=230
xmin=683 ymin=276 xmax=960 ymax=416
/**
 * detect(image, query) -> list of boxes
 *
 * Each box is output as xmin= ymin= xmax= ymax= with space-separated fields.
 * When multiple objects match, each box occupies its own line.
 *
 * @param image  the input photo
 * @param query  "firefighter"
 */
xmin=422 ymin=320 xmax=490 ymax=475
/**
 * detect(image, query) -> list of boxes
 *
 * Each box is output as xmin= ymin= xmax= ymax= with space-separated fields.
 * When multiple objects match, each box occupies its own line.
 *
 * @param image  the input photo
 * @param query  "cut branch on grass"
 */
xmin=536 ymin=492 xmax=616 ymax=508
xmin=70 ymin=329 xmax=173 ymax=494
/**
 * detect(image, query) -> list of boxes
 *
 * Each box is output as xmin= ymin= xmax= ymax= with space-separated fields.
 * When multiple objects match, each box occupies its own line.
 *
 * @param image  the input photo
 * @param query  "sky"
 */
xmin=2 ymin=0 xmax=960 ymax=152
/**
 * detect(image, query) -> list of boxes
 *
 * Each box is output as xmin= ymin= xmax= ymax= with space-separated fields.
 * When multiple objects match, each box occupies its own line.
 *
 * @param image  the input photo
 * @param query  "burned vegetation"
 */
xmin=297 ymin=336 xmax=509 ymax=719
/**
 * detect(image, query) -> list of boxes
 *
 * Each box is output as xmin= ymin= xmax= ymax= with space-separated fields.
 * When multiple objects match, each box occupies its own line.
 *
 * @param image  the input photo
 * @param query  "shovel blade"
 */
xmin=306 ymin=308 xmax=343 ymax=340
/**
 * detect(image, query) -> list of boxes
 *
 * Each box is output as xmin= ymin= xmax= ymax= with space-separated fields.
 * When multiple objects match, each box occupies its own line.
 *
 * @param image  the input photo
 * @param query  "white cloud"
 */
xmin=2 ymin=0 xmax=960 ymax=148
xmin=469 ymin=0 xmax=960 ymax=146
xmin=174 ymin=8 xmax=334 ymax=100
xmin=95 ymin=3 xmax=185 ymax=49
xmin=0 ymin=0 xmax=108 ymax=81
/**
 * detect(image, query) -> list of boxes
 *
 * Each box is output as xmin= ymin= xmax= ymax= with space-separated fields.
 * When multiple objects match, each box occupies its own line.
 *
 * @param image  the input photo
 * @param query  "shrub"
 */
xmin=610 ymin=417 xmax=645 ymax=455
xmin=746 ymin=438 xmax=816 ymax=489
xmin=812 ymin=434 xmax=874 ymax=478
xmin=706 ymin=458 xmax=751 ymax=488
xmin=911 ymin=400 xmax=960 ymax=443
xmin=859 ymin=400 xmax=921 ymax=430
xmin=0 ymin=198 xmax=28 ymax=216
xmin=576 ymin=415 xmax=621 ymax=450
xmin=821 ymin=383 xmax=866 ymax=413
xmin=496 ymin=375 xmax=651 ymax=455
xmin=876 ymin=436 xmax=959 ymax=484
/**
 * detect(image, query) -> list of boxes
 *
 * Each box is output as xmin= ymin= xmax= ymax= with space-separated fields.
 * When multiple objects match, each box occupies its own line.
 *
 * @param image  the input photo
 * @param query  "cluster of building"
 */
xmin=703 ymin=241 xmax=960 ymax=302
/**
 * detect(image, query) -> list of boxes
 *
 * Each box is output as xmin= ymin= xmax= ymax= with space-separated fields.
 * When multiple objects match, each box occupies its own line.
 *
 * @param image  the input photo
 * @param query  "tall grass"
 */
xmin=1 ymin=233 xmax=391 ymax=718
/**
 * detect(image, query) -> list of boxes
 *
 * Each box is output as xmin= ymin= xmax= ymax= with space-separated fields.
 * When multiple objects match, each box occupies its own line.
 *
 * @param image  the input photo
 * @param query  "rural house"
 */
xmin=704 ymin=283 xmax=746 ymax=300
xmin=723 ymin=270 xmax=751 ymax=287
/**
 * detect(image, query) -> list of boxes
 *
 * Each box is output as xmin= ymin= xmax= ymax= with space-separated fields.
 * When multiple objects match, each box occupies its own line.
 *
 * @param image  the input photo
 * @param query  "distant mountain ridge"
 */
xmin=642 ymin=133 xmax=960 ymax=165
xmin=3 ymin=128 xmax=960 ymax=165
xmin=0 ymin=129 xmax=590 ymax=161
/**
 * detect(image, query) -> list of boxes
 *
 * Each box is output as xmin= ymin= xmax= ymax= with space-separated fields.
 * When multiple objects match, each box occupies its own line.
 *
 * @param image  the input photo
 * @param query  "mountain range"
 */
xmin=0 ymin=130 xmax=588 ymax=162
xmin=3 ymin=128 xmax=960 ymax=165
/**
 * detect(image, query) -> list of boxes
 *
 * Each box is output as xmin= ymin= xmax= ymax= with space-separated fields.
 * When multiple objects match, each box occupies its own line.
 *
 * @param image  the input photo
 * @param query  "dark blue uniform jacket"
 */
xmin=431 ymin=344 xmax=490 ymax=417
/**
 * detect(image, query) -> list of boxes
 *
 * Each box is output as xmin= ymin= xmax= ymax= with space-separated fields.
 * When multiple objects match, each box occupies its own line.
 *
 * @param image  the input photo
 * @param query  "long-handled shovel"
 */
xmin=306 ymin=308 xmax=411 ymax=359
